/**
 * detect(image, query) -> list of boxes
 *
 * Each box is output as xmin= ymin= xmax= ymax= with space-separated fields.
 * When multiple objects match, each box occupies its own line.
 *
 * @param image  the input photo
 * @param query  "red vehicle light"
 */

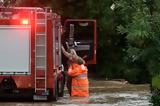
xmin=22 ymin=19 xmax=29 ymax=25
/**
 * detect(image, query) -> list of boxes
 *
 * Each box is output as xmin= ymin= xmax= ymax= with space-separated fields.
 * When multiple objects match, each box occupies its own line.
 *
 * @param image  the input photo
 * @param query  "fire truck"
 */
xmin=0 ymin=7 xmax=96 ymax=101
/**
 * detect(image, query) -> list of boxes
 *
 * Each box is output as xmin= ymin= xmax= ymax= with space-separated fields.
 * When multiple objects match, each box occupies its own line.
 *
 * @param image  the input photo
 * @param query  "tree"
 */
xmin=114 ymin=0 xmax=156 ymax=83
xmin=52 ymin=0 xmax=88 ymax=18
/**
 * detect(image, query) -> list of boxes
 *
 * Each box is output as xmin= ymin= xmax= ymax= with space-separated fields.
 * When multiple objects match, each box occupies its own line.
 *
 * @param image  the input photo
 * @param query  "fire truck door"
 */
xmin=63 ymin=19 xmax=97 ymax=64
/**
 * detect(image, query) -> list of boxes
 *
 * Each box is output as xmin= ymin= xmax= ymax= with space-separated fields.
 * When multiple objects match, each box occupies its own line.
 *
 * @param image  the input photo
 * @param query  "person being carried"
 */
xmin=61 ymin=46 xmax=89 ymax=97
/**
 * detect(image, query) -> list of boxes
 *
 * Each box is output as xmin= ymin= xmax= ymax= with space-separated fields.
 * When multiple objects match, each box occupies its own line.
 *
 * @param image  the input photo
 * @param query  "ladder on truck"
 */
xmin=34 ymin=9 xmax=48 ymax=100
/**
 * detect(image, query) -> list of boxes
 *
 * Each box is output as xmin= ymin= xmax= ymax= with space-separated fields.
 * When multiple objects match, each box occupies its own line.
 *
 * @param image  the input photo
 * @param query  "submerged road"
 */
xmin=0 ymin=80 xmax=151 ymax=106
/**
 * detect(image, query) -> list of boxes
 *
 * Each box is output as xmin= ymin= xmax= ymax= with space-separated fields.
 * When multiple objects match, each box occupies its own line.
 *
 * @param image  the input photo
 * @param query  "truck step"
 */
xmin=33 ymin=95 xmax=47 ymax=100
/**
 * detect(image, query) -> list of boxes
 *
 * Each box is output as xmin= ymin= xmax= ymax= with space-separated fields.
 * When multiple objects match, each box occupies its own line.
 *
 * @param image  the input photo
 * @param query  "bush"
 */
xmin=124 ymin=68 xmax=139 ymax=83
xmin=151 ymin=76 xmax=160 ymax=106
xmin=152 ymin=75 xmax=160 ymax=89
xmin=151 ymin=87 xmax=160 ymax=106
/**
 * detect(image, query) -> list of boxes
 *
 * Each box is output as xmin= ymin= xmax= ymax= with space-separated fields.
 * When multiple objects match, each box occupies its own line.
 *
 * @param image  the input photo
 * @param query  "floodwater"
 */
xmin=56 ymin=88 xmax=151 ymax=106
xmin=0 ymin=80 xmax=152 ymax=106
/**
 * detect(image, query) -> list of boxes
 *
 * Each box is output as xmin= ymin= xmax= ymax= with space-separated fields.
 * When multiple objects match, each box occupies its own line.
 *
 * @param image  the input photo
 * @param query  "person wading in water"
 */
xmin=61 ymin=46 xmax=89 ymax=97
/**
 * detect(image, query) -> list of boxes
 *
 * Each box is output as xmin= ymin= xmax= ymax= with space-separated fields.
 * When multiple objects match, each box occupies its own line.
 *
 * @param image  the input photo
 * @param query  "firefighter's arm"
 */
xmin=76 ymin=56 xmax=86 ymax=65
xmin=61 ymin=46 xmax=72 ymax=58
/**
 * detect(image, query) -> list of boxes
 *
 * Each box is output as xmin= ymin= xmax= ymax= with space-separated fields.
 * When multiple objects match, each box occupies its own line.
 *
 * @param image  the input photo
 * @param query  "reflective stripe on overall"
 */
xmin=75 ymin=74 xmax=87 ymax=79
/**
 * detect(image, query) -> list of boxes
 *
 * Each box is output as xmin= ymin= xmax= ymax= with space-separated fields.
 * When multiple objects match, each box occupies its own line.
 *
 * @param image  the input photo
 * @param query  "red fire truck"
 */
xmin=0 ymin=7 xmax=96 ymax=101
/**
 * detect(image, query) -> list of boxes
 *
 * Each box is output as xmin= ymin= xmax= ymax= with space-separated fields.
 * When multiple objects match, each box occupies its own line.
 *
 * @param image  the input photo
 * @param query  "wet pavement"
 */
xmin=0 ymin=80 xmax=152 ymax=106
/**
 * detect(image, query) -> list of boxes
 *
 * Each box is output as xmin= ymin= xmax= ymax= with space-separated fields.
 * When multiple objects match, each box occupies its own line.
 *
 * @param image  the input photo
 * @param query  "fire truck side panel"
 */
xmin=0 ymin=25 xmax=31 ymax=73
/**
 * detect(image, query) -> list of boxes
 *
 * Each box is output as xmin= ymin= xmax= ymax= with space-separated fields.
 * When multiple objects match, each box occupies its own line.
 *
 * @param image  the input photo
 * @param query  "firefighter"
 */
xmin=61 ymin=46 xmax=89 ymax=97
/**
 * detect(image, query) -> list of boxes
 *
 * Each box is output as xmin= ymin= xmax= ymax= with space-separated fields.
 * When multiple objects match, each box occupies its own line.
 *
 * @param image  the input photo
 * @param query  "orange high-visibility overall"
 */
xmin=67 ymin=63 xmax=89 ymax=97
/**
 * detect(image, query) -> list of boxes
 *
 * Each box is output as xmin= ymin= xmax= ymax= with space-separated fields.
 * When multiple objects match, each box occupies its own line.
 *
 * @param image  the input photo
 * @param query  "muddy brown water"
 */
xmin=0 ymin=80 xmax=151 ymax=106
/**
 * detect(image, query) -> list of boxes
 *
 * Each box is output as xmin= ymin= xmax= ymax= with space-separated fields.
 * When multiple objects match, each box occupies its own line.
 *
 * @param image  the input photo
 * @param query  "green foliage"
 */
xmin=151 ymin=93 xmax=160 ymax=106
xmin=153 ymin=0 xmax=160 ymax=13
xmin=52 ymin=0 xmax=88 ymax=18
xmin=151 ymin=75 xmax=160 ymax=105
xmin=122 ymin=66 xmax=149 ymax=83
xmin=123 ymin=68 xmax=140 ymax=83
xmin=152 ymin=75 xmax=160 ymax=89
xmin=115 ymin=0 xmax=160 ymax=84
xmin=151 ymin=75 xmax=160 ymax=106
xmin=116 ymin=0 xmax=152 ymax=40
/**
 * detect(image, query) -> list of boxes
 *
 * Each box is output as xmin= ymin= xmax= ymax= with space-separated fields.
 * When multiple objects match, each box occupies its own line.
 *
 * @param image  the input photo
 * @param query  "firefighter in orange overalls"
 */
xmin=62 ymin=46 xmax=89 ymax=97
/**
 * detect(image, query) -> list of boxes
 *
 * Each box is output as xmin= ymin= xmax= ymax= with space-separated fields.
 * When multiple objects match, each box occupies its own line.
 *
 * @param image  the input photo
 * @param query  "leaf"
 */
xmin=117 ymin=25 xmax=128 ymax=34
